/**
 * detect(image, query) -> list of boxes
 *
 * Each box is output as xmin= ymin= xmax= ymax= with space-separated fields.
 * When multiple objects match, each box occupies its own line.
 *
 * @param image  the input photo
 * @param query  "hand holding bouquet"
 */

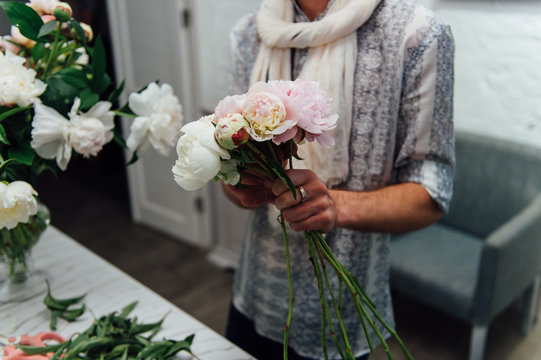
xmin=172 ymin=79 xmax=413 ymax=360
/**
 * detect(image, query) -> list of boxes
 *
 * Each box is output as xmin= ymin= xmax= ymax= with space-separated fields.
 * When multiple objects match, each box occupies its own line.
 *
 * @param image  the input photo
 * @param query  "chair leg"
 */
xmin=521 ymin=275 xmax=541 ymax=334
xmin=469 ymin=325 xmax=488 ymax=360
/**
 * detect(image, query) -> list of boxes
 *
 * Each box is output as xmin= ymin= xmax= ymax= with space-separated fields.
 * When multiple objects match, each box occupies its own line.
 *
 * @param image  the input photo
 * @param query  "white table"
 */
xmin=0 ymin=226 xmax=254 ymax=360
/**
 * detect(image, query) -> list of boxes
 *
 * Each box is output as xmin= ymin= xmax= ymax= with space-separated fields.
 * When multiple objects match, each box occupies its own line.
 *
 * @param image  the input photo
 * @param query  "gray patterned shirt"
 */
xmin=228 ymin=0 xmax=455 ymax=358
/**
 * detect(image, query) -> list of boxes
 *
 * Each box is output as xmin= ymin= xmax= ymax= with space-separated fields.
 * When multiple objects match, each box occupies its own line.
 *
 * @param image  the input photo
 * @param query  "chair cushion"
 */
xmin=390 ymin=224 xmax=483 ymax=320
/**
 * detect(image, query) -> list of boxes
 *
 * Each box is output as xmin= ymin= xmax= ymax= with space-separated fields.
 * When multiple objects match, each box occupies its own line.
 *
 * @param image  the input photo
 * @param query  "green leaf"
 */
xmin=68 ymin=19 xmax=86 ymax=43
xmin=130 ymin=318 xmax=164 ymax=336
xmin=126 ymin=151 xmax=138 ymax=166
xmin=113 ymin=129 xmax=128 ymax=149
xmin=18 ymin=343 xmax=65 ymax=355
xmin=58 ymin=304 xmax=86 ymax=321
xmin=107 ymin=79 xmax=125 ymax=104
xmin=55 ymin=68 xmax=88 ymax=89
xmin=31 ymin=41 xmax=45 ymax=62
xmin=8 ymin=143 xmax=34 ymax=165
xmin=90 ymin=35 xmax=107 ymax=92
xmin=40 ymin=76 xmax=80 ymax=114
xmin=118 ymin=301 xmax=138 ymax=318
xmin=0 ymin=123 xmax=9 ymax=145
xmin=135 ymin=341 xmax=172 ymax=360
xmin=95 ymin=73 xmax=112 ymax=94
xmin=163 ymin=339 xmax=193 ymax=358
xmin=0 ymin=1 xmax=43 ymax=41
xmin=78 ymin=88 xmax=99 ymax=110
xmin=38 ymin=20 xmax=58 ymax=38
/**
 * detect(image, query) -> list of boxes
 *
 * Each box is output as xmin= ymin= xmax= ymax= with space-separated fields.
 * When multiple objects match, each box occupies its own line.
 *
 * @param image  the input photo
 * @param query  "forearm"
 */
xmin=330 ymin=182 xmax=443 ymax=233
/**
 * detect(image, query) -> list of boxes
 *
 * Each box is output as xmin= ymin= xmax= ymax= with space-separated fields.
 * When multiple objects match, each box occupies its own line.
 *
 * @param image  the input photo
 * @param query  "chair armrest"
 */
xmin=474 ymin=194 xmax=541 ymax=323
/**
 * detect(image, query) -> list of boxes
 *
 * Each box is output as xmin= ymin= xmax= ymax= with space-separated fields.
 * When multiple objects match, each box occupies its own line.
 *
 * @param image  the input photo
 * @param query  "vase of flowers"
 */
xmin=0 ymin=194 xmax=50 ymax=303
xmin=0 ymin=0 xmax=184 ymax=302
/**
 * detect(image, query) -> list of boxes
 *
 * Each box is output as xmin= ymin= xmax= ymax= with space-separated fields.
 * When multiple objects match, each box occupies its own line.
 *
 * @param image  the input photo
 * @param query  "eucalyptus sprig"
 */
xmin=18 ymin=301 xmax=197 ymax=360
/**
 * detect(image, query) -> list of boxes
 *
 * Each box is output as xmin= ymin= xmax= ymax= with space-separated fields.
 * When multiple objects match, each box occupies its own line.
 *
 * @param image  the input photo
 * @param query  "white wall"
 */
xmin=419 ymin=0 xmax=541 ymax=148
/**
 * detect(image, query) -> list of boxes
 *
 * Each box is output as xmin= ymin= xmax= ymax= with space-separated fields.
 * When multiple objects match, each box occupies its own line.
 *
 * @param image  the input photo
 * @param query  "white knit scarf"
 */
xmin=251 ymin=0 xmax=381 ymax=187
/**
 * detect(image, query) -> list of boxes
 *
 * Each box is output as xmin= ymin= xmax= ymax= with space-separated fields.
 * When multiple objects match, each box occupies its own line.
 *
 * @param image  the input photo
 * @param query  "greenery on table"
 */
xmin=22 ymin=297 xmax=196 ymax=359
xmin=43 ymin=279 xmax=86 ymax=330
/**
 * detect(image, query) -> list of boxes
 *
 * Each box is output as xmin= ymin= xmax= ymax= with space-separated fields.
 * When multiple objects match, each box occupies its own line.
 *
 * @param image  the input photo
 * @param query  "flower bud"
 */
xmin=80 ymin=22 xmax=93 ymax=42
xmin=214 ymin=113 xmax=250 ymax=150
xmin=53 ymin=2 xmax=72 ymax=21
xmin=10 ymin=26 xmax=36 ymax=49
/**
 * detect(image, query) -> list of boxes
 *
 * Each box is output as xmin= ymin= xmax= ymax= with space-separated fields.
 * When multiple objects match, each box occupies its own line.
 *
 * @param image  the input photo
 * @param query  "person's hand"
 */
xmin=272 ymin=169 xmax=336 ymax=233
xmin=222 ymin=172 xmax=275 ymax=209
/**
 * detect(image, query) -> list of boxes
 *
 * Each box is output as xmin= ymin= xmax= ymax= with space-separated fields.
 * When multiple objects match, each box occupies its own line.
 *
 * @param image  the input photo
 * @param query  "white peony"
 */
xmin=31 ymin=98 xmax=115 ymax=170
xmin=127 ymin=83 xmax=183 ymax=156
xmin=0 ymin=50 xmax=46 ymax=107
xmin=68 ymin=98 xmax=115 ymax=157
xmin=172 ymin=115 xmax=230 ymax=191
xmin=0 ymin=181 xmax=38 ymax=230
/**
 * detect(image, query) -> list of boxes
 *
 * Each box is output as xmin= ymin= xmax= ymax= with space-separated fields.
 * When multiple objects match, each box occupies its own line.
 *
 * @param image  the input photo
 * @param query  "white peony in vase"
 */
xmin=0 ymin=182 xmax=50 ymax=303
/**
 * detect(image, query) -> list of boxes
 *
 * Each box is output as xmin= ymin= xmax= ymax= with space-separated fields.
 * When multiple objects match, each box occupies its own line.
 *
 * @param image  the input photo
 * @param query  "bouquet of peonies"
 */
xmin=0 ymin=1 xmax=183 ymax=274
xmin=172 ymin=79 xmax=413 ymax=360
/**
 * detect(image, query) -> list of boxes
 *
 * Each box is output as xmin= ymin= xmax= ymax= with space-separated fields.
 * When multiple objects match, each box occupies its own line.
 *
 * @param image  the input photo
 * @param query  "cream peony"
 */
xmin=127 ymin=83 xmax=183 ymax=156
xmin=0 ymin=50 xmax=46 ymax=107
xmin=0 ymin=181 xmax=38 ymax=230
xmin=31 ymin=98 xmax=115 ymax=170
xmin=241 ymin=91 xmax=294 ymax=142
xmin=214 ymin=113 xmax=250 ymax=150
xmin=10 ymin=25 xmax=36 ymax=49
xmin=27 ymin=0 xmax=60 ymax=15
xmin=172 ymin=115 xmax=230 ymax=191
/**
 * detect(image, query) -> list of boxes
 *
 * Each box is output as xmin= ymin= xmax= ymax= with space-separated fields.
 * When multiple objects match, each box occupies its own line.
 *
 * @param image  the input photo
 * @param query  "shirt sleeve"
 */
xmin=394 ymin=21 xmax=456 ymax=212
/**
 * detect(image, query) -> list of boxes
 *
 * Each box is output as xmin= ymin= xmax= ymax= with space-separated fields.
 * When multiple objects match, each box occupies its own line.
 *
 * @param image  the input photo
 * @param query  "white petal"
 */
xmin=126 ymin=116 xmax=150 ymax=152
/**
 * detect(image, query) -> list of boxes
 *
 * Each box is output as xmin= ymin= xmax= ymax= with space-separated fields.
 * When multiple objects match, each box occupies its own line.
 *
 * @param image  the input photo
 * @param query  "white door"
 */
xmin=106 ymin=0 xmax=261 ymax=261
xmin=106 ymin=0 xmax=211 ymax=246
xmin=192 ymin=0 xmax=261 ymax=268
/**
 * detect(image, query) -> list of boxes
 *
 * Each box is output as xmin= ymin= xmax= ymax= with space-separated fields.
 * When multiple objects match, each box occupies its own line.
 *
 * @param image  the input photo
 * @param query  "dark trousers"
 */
xmin=225 ymin=303 xmax=369 ymax=360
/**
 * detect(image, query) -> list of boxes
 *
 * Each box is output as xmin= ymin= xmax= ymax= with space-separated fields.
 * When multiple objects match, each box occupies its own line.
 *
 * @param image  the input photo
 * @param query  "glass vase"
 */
xmin=0 ymin=203 xmax=50 ymax=303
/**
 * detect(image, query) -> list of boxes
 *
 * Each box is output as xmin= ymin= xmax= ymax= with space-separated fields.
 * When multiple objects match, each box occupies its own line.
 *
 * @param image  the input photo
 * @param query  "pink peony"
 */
xmin=212 ymin=79 xmax=337 ymax=146
xmin=278 ymin=79 xmax=337 ymax=146
xmin=213 ymin=94 xmax=246 ymax=123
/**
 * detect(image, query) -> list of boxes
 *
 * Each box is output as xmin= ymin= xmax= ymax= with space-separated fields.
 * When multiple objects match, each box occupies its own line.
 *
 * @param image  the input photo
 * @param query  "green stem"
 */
xmin=279 ymin=211 xmax=294 ymax=360
xmin=266 ymin=141 xmax=280 ymax=164
xmin=246 ymin=142 xmax=269 ymax=162
xmin=0 ymin=105 xmax=33 ymax=123
xmin=311 ymin=232 xmax=376 ymax=354
xmin=43 ymin=24 xmax=62 ymax=78
xmin=312 ymin=232 xmax=412 ymax=360
xmin=304 ymin=232 xmax=347 ymax=360
xmin=114 ymin=111 xmax=137 ymax=118
xmin=311 ymin=232 xmax=355 ymax=359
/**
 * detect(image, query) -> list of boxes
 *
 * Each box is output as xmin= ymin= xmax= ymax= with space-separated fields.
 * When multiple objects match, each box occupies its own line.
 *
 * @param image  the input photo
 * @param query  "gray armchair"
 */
xmin=390 ymin=130 xmax=541 ymax=360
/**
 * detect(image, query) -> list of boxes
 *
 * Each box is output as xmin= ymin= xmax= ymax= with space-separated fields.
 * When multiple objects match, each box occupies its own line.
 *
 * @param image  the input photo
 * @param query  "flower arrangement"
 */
xmin=0 ymin=1 xmax=183 ymax=276
xmin=172 ymin=79 xmax=413 ymax=360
